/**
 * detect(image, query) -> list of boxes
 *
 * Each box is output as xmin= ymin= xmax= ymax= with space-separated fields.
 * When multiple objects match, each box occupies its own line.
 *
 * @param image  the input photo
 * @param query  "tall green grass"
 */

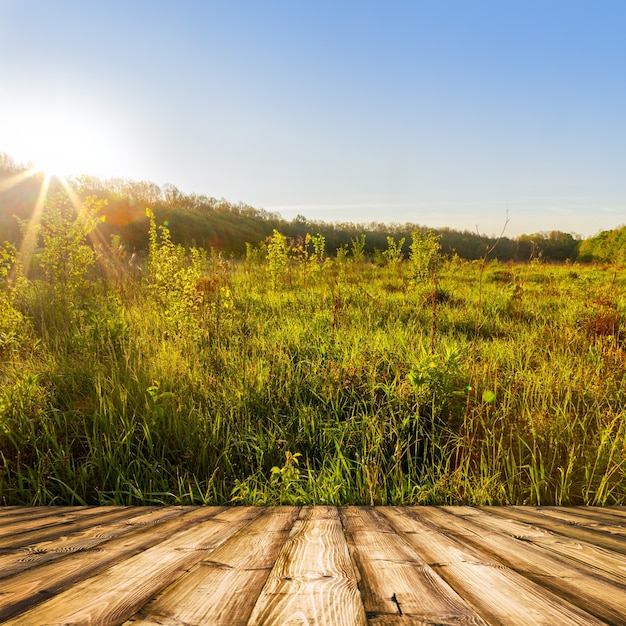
xmin=1 ymin=208 xmax=624 ymax=505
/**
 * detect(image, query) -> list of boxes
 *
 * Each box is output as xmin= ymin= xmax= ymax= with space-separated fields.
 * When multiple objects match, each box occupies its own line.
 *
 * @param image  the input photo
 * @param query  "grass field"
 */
xmin=1 ymin=202 xmax=625 ymax=506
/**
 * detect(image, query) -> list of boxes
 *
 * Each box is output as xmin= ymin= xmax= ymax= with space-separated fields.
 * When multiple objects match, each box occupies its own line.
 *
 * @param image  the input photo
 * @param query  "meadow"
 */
xmin=0 ymin=194 xmax=625 ymax=506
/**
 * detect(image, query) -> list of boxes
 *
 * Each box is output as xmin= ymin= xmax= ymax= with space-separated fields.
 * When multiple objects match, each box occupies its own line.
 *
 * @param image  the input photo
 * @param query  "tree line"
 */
xmin=0 ymin=152 xmax=620 ymax=264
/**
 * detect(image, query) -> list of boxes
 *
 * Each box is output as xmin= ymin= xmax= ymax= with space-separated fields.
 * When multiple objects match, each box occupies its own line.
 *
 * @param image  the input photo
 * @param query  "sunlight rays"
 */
xmin=0 ymin=163 xmax=112 ymax=281
xmin=56 ymin=175 xmax=113 ymax=261
xmin=0 ymin=167 xmax=41 ymax=195
xmin=15 ymin=171 xmax=51 ymax=278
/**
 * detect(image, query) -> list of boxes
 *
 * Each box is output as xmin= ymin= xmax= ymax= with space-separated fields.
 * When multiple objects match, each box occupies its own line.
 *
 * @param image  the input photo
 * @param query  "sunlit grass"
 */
xmin=0 ymin=205 xmax=624 ymax=505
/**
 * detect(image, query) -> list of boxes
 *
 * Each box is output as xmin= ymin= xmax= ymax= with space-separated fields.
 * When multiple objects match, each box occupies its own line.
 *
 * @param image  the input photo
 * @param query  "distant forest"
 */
xmin=1 ymin=152 xmax=623 ymax=264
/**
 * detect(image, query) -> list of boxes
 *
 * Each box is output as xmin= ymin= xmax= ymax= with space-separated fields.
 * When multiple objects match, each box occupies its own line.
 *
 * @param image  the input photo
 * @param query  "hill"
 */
xmin=0 ymin=152 xmax=600 ymax=263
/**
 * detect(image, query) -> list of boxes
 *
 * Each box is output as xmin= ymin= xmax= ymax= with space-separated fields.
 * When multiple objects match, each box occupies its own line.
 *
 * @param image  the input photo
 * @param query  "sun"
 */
xmin=6 ymin=107 xmax=119 ymax=180
xmin=27 ymin=113 xmax=113 ymax=179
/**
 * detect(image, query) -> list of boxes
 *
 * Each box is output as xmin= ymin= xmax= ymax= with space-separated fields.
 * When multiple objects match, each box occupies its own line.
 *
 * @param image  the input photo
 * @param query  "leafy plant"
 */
xmin=407 ymin=343 xmax=463 ymax=425
xmin=270 ymin=451 xmax=305 ymax=504
xmin=39 ymin=191 xmax=106 ymax=314
xmin=267 ymin=229 xmax=289 ymax=289
xmin=146 ymin=208 xmax=204 ymax=331
xmin=0 ymin=241 xmax=17 ymax=284
xmin=382 ymin=235 xmax=405 ymax=268
xmin=309 ymin=232 xmax=326 ymax=265
xmin=350 ymin=234 xmax=366 ymax=263
xmin=409 ymin=230 xmax=441 ymax=282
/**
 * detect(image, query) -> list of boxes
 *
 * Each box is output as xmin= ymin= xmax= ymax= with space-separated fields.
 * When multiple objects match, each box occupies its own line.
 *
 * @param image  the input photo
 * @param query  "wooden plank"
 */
xmin=515 ymin=505 xmax=626 ymax=531
xmin=412 ymin=506 xmax=626 ymax=625
xmin=0 ymin=506 xmax=233 ymax=623
xmin=604 ymin=506 xmax=626 ymax=518
xmin=365 ymin=618 xmax=474 ymax=626
xmin=0 ymin=505 xmax=88 ymax=521
xmin=470 ymin=507 xmax=626 ymax=584
xmin=0 ymin=505 xmax=624 ymax=625
xmin=0 ymin=505 xmax=143 ymax=551
xmin=0 ymin=505 xmax=131 ymax=541
xmin=486 ymin=506 xmax=626 ymax=554
xmin=340 ymin=506 xmax=487 ymax=624
xmin=529 ymin=507 xmax=626 ymax=537
xmin=542 ymin=505 xmax=626 ymax=525
xmin=0 ymin=506 xmax=191 ymax=579
xmin=124 ymin=506 xmax=300 ymax=626
xmin=482 ymin=505 xmax=626 ymax=557
xmin=0 ymin=506 xmax=22 ymax=515
xmin=246 ymin=506 xmax=367 ymax=626
xmin=380 ymin=507 xmax=606 ymax=625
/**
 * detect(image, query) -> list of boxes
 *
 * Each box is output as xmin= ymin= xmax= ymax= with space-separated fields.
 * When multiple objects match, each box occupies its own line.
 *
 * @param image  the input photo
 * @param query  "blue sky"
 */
xmin=1 ymin=1 xmax=624 ymax=237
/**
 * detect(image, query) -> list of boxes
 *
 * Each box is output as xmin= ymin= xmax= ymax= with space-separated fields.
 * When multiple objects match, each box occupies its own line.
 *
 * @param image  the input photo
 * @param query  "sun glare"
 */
xmin=0 ymin=105 xmax=121 ymax=279
xmin=7 ymin=108 xmax=119 ymax=181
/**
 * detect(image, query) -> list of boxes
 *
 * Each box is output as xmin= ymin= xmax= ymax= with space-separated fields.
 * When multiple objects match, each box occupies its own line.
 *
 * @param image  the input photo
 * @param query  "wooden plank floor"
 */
xmin=1 ymin=506 xmax=625 ymax=625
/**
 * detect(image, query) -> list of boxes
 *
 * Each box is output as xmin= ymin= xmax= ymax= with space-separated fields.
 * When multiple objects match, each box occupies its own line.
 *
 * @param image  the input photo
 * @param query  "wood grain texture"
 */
xmin=542 ymin=505 xmax=626 ymax=525
xmin=340 ymin=506 xmax=487 ymax=624
xmin=471 ymin=506 xmax=626 ymax=584
xmin=381 ymin=507 xmax=606 ymax=625
xmin=246 ymin=506 xmax=367 ymax=626
xmin=412 ymin=506 xmax=626 ymax=625
xmin=484 ymin=505 xmax=626 ymax=555
xmin=0 ymin=506 xmax=135 ymax=546
xmin=0 ymin=505 xmax=624 ymax=625
xmin=0 ymin=505 xmax=86 ymax=521
xmin=2 ymin=506 xmax=257 ymax=625
xmin=0 ymin=506 xmax=187 ymax=579
xmin=0 ymin=505 xmax=142 ymax=551
xmin=125 ymin=506 xmax=299 ymax=626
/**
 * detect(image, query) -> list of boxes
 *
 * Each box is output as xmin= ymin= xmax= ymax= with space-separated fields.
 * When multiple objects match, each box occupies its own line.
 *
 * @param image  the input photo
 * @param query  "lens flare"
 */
xmin=482 ymin=390 xmax=496 ymax=404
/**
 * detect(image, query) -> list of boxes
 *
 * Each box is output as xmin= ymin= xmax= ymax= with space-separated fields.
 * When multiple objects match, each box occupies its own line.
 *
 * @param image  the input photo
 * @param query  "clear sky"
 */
xmin=1 ymin=0 xmax=624 ymax=237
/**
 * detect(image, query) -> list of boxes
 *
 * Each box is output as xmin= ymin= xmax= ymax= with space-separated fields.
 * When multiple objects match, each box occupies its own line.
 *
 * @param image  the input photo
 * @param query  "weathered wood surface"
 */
xmin=0 ymin=506 xmax=625 ymax=625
